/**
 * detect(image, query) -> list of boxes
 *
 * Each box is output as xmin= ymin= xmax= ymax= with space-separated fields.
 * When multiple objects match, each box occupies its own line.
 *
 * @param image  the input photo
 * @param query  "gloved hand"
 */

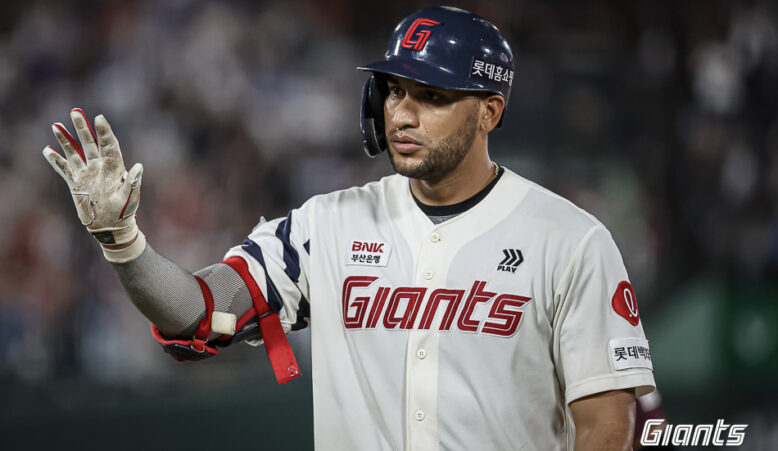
xmin=43 ymin=108 xmax=146 ymax=263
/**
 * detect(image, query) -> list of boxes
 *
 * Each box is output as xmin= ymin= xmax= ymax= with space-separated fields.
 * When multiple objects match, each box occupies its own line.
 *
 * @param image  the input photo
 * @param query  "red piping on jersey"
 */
xmin=222 ymin=256 xmax=301 ymax=384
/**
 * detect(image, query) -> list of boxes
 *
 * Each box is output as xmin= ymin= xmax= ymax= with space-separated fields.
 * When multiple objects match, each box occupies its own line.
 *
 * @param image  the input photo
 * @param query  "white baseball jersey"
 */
xmin=224 ymin=168 xmax=656 ymax=451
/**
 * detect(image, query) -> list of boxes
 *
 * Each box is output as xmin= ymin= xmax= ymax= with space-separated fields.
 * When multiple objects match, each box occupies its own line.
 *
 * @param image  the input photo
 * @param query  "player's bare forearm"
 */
xmin=570 ymin=389 xmax=636 ymax=451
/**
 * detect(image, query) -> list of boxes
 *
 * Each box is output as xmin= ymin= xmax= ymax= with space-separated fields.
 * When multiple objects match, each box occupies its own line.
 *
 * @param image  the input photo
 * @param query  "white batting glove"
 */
xmin=43 ymin=108 xmax=146 ymax=263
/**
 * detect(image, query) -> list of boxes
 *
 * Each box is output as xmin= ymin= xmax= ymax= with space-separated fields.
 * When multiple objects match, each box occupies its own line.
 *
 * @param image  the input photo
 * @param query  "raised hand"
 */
xmin=43 ymin=108 xmax=146 ymax=262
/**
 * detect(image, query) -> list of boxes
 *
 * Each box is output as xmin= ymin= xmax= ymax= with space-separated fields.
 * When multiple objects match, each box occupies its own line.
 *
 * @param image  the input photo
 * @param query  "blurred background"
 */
xmin=0 ymin=0 xmax=776 ymax=449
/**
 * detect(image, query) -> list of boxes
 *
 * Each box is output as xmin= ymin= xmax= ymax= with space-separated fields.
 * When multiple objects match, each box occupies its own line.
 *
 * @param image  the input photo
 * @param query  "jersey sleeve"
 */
xmin=553 ymin=225 xmax=656 ymax=404
xmin=223 ymin=202 xmax=312 ymax=337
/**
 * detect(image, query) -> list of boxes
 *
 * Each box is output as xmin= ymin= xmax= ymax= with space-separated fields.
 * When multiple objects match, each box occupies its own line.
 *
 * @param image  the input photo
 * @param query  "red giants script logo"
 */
xmin=342 ymin=276 xmax=531 ymax=337
xmin=612 ymin=281 xmax=640 ymax=326
xmin=401 ymin=18 xmax=441 ymax=51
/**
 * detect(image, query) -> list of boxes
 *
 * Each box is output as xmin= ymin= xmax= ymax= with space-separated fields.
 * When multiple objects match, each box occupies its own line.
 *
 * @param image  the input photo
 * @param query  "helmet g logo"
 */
xmin=401 ymin=18 xmax=441 ymax=51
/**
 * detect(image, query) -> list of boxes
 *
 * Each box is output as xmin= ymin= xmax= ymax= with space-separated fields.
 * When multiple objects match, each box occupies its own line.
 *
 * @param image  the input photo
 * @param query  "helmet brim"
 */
xmin=357 ymin=58 xmax=500 ymax=96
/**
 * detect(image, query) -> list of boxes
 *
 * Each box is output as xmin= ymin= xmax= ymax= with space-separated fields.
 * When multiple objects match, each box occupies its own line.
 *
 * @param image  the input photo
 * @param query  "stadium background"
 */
xmin=0 ymin=0 xmax=776 ymax=449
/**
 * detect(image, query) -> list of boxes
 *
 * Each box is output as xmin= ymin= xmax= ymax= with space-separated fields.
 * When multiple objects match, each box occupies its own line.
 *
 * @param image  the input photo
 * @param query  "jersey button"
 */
xmin=430 ymin=232 xmax=440 ymax=243
xmin=423 ymin=270 xmax=434 ymax=280
xmin=416 ymin=349 xmax=427 ymax=360
xmin=415 ymin=410 xmax=425 ymax=421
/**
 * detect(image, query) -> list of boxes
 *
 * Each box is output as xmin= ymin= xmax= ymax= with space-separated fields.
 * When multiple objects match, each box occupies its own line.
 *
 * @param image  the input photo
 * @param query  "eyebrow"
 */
xmin=386 ymin=76 xmax=443 ymax=91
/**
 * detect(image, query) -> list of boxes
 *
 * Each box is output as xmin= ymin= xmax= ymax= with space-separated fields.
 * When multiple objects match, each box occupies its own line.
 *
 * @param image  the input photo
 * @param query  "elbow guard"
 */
xmin=151 ymin=257 xmax=301 ymax=384
xmin=150 ymin=275 xmax=222 ymax=361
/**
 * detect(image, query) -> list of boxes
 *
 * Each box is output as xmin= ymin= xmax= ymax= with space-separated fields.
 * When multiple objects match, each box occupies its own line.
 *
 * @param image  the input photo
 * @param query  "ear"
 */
xmin=480 ymin=95 xmax=505 ymax=133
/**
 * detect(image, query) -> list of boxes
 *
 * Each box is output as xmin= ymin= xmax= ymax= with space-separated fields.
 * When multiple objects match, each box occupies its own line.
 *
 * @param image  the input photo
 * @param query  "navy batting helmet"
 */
xmin=358 ymin=6 xmax=515 ymax=157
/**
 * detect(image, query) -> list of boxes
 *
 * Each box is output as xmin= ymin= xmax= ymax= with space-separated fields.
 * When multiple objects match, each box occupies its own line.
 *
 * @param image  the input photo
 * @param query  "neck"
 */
xmin=410 ymin=144 xmax=495 ymax=206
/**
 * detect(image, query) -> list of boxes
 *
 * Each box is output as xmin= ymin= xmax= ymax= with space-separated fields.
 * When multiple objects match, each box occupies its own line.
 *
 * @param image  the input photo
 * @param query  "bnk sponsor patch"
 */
xmin=346 ymin=240 xmax=391 ymax=267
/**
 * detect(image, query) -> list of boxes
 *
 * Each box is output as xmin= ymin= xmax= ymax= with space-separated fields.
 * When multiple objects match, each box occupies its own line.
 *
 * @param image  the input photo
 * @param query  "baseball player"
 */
xmin=43 ymin=6 xmax=655 ymax=451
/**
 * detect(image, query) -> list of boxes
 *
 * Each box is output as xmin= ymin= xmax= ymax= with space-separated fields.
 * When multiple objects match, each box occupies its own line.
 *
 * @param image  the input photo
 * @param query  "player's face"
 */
xmin=383 ymin=76 xmax=481 ymax=182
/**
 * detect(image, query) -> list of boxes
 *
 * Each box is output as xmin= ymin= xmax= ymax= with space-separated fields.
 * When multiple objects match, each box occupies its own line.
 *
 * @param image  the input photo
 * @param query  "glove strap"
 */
xmin=102 ymin=229 xmax=146 ymax=263
xmin=89 ymin=218 xmax=140 ymax=244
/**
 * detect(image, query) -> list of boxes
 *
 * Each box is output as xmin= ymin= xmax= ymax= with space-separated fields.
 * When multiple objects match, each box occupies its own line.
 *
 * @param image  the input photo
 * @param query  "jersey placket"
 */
xmin=405 ymin=228 xmax=445 ymax=451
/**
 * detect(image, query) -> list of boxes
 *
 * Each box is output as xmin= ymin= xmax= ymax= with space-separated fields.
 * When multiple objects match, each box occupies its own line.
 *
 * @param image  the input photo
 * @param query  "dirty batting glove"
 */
xmin=43 ymin=108 xmax=146 ymax=263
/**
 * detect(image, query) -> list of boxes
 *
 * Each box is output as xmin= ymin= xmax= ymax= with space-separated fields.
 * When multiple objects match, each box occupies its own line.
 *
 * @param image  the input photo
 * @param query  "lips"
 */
xmin=390 ymin=136 xmax=424 ymax=154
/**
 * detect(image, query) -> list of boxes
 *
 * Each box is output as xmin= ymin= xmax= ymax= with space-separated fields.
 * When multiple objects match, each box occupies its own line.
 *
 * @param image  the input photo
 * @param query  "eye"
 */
xmin=388 ymin=86 xmax=404 ymax=99
xmin=421 ymin=90 xmax=445 ymax=103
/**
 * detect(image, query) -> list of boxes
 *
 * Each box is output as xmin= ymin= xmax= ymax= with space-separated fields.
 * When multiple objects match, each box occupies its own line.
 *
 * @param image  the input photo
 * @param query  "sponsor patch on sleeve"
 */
xmin=612 ymin=280 xmax=640 ymax=326
xmin=346 ymin=240 xmax=391 ymax=267
xmin=609 ymin=337 xmax=652 ymax=371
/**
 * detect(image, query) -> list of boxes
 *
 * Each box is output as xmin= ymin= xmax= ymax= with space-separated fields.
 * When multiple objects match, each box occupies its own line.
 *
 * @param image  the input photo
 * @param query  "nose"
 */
xmin=386 ymin=95 xmax=420 ymax=131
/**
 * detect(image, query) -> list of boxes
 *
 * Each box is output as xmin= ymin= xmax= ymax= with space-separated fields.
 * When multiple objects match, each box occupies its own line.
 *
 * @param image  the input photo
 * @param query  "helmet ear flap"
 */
xmin=360 ymin=75 xmax=388 ymax=157
xmin=368 ymin=75 xmax=387 ymax=119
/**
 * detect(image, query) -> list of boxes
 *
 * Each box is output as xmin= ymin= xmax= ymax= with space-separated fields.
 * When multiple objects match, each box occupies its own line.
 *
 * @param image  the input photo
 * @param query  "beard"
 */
xmin=386 ymin=103 xmax=479 ymax=182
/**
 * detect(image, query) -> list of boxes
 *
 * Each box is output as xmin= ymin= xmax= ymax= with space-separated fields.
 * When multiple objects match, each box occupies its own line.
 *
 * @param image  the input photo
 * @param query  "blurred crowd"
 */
xmin=0 ymin=0 xmax=776 ymax=436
